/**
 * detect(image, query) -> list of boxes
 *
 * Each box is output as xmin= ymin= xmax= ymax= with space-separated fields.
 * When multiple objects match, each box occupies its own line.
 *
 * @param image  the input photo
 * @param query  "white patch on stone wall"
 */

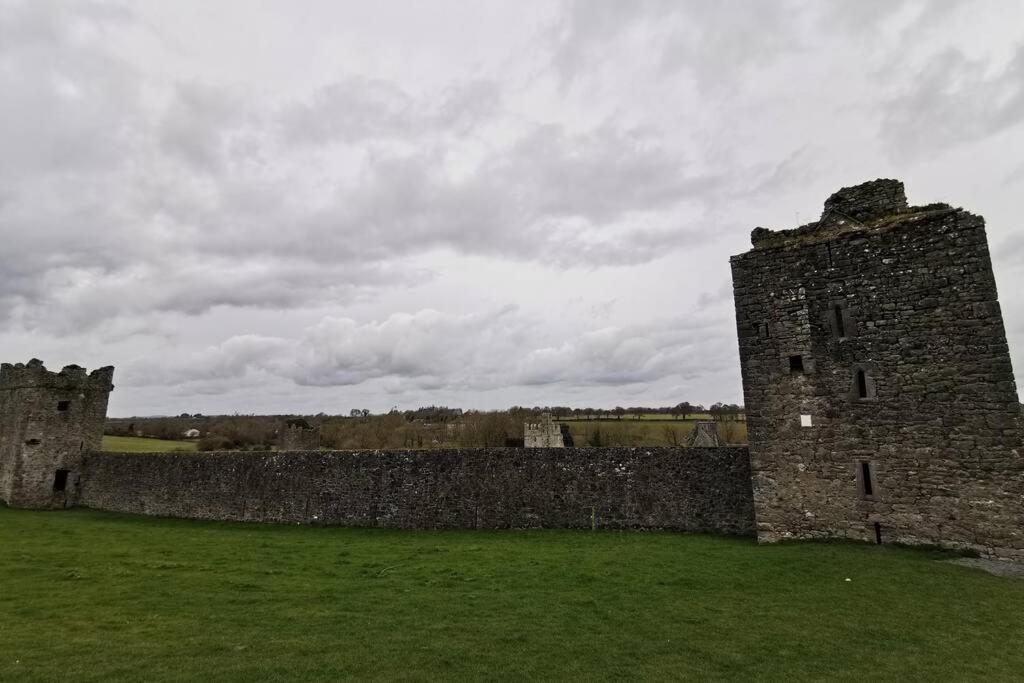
xmin=800 ymin=414 xmax=813 ymax=427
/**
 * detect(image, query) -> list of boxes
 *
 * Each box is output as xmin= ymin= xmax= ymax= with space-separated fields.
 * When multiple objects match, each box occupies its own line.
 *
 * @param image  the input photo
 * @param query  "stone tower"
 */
xmin=731 ymin=179 xmax=1024 ymax=559
xmin=279 ymin=418 xmax=321 ymax=450
xmin=0 ymin=359 xmax=114 ymax=509
xmin=524 ymin=413 xmax=570 ymax=448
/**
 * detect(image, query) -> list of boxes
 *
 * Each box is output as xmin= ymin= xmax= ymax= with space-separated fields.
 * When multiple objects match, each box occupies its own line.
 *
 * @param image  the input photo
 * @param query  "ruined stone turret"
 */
xmin=524 ymin=413 xmax=571 ymax=448
xmin=0 ymin=359 xmax=114 ymax=509
xmin=279 ymin=418 xmax=320 ymax=450
xmin=686 ymin=422 xmax=721 ymax=447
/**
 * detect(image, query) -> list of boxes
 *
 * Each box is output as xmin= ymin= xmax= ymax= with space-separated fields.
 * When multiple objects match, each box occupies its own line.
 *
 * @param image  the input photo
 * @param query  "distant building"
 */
xmin=686 ymin=422 xmax=721 ymax=447
xmin=279 ymin=418 xmax=320 ymax=450
xmin=524 ymin=413 xmax=573 ymax=448
xmin=183 ymin=428 xmax=201 ymax=439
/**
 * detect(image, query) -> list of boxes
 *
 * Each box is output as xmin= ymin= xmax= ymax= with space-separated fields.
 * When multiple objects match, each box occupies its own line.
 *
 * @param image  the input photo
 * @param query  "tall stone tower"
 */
xmin=0 ymin=359 xmax=114 ymax=509
xmin=731 ymin=179 xmax=1024 ymax=559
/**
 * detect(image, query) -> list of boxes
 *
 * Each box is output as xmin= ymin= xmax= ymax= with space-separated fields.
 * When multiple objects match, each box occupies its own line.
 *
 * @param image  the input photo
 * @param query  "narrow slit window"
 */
xmin=833 ymin=305 xmax=846 ymax=338
xmin=857 ymin=369 xmax=869 ymax=398
xmin=789 ymin=355 xmax=804 ymax=373
xmin=53 ymin=469 xmax=69 ymax=492
xmin=762 ymin=323 xmax=771 ymax=339
xmin=861 ymin=461 xmax=874 ymax=497
xmin=57 ymin=400 xmax=71 ymax=412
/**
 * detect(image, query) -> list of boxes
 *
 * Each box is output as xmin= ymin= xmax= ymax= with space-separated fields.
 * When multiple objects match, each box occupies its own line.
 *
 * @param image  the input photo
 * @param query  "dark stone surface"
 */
xmin=279 ymin=422 xmax=320 ymax=450
xmin=732 ymin=180 xmax=1024 ymax=559
xmin=78 ymin=447 xmax=755 ymax=534
xmin=0 ymin=360 xmax=113 ymax=509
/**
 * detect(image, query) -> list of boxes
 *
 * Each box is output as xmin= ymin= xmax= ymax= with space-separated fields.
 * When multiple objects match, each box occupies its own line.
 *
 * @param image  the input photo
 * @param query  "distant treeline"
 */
xmin=534 ymin=402 xmax=745 ymax=421
xmin=105 ymin=402 xmax=745 ymax=451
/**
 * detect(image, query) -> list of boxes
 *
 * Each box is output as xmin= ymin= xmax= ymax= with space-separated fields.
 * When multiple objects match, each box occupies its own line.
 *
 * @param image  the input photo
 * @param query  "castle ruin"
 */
xmin=524 ymin=412 xmax=572 ymax=447
xmin=279 ymin=418 xmax=321 ymax=450
xmin=0 ymin=179 xmax=1020 ymax=559
xmin=0 ymin=360 xmax=114 ymax=509
xmin=732 ymin=179 xmax=1023 ymax=558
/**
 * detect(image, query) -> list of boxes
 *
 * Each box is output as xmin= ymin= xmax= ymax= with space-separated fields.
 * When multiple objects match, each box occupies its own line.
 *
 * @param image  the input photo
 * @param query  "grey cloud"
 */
xmin=123 ymin=306 xmax=524 ymax=389
xmin=550 ymin=0 xmax=929 ymax=90
xmin=0 ymin=2 xmax=141 ymax=180
xmin=279 ymin=77 xmax=501 ymax=145
xmin=1005 ymin=163 xmax=1024 ymax=186
xmin=881 ymin=45 xmax=1024 ymax=160
xmin=159 ymin=82 xmax=252 ymax=172
xmin=1 ymin=4 xmax=713 ymax=334
xmin=514 ymin=314 xmax=735 ymax=387
xmin=121 ymin=306 xmax=737 ymax=402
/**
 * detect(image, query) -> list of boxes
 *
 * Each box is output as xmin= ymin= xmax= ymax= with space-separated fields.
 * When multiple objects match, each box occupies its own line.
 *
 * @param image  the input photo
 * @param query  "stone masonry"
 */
xmin=686 ymin=422 xmax=721 ymax=447
xmin=279 ymin=418 xmax=320 ymax=450
xmin=732 ymin=179 xmax=1024 ymax=559
xmin=77 ymin=446 xmax=755 ymax=534
xmin=0 ymin=360 xmax=114 ymax=509
xmin=524 ymin=412 xmax=570 ymax=447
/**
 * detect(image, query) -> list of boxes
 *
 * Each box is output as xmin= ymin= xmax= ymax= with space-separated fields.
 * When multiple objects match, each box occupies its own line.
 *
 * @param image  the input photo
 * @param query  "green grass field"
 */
xmin=101 ymin=435 xmax=197 ymax=452
xmin=1 ymin=507 xmax=1021 ymax=681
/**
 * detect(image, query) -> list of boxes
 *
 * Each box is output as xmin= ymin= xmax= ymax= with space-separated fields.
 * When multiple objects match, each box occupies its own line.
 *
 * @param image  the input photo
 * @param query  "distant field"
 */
xmin=556 ymin=413 xmax=719 ymax=422
xmin=557 ymin=420 xmax=747 ymax=446
xmin=0 ymin=507 xmax=1021 ymax=681
xmin=101 ymin=435 xmax=197 ymax=452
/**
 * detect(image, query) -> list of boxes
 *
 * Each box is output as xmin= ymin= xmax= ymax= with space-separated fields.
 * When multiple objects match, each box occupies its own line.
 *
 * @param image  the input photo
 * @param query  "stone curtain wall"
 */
xmin=732 ymin=180 xmax=1024 ymax=559
xmin=77 ymin=447 xmax=755 ymax=535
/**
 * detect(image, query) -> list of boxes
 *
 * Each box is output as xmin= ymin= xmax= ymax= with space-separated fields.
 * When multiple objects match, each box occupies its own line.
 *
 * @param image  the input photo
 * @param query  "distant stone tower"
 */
xmin=524 ymin=413 xmax=571 ymax=448
xmin=279 ymin=418 xmax=320 ymax=450
xmin=686 ymin=422 xmax=721 ymax=447
xmin=0 ymin=360 xmax=114 ymax=509
xmin=732 ymin=179 xmax=1024 ymax=559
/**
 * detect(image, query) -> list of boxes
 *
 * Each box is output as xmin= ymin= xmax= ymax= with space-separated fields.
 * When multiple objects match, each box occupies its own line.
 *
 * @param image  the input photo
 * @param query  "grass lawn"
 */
xmin=1 ymin=508 xmax=1021 ymax=681
xmin=101 ymin=435 xmax=197 ymax=452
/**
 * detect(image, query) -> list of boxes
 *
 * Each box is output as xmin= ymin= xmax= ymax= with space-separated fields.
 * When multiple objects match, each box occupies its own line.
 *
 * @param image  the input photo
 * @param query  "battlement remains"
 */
xmin=746 ymin=179 xmax=958 ymax=251
xmin=0 ymin=359 xmax=115 ymax=392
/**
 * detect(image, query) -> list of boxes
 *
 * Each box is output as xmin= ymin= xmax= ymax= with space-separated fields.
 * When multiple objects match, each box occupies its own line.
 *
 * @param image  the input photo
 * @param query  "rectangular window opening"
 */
xmin=834 ymin=305 xmax=846 ymax=338
xmin=861 ymin=461 xmax=874 ymax=497
xmin=24 ymin=438 xmax=40 ymax=446
xmin=789 ymin=355 xmax=804 ymax=373
xmin=873 ymin=522 xmax=883 ymax=545
xmin=57 ymin=400 xmax=71 ymax=412
xmin=857 ymin=369 xmax=869 ymax=399
xmin=53 ymin=469 xmax=69 ymax=492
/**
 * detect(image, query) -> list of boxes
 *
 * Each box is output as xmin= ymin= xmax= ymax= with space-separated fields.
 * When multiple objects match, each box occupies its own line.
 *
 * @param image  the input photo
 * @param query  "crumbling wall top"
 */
xmin=740 ymin=179 xmax=959 ymax=253
xmin=821 ymin=178 xmax=907 ymax=223
xmin=0 ymin=359 xmax=115 ymax=391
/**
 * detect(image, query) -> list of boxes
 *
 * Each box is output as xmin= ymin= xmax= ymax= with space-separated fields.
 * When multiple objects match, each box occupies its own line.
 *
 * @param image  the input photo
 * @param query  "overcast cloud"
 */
xmin=2 ymin=0 xmax=1023 ymax=416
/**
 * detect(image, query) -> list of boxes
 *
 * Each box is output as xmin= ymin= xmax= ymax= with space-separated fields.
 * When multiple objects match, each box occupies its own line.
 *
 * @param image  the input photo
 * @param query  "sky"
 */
xmin=2 ymin=0 xmax=1024 ymax=417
